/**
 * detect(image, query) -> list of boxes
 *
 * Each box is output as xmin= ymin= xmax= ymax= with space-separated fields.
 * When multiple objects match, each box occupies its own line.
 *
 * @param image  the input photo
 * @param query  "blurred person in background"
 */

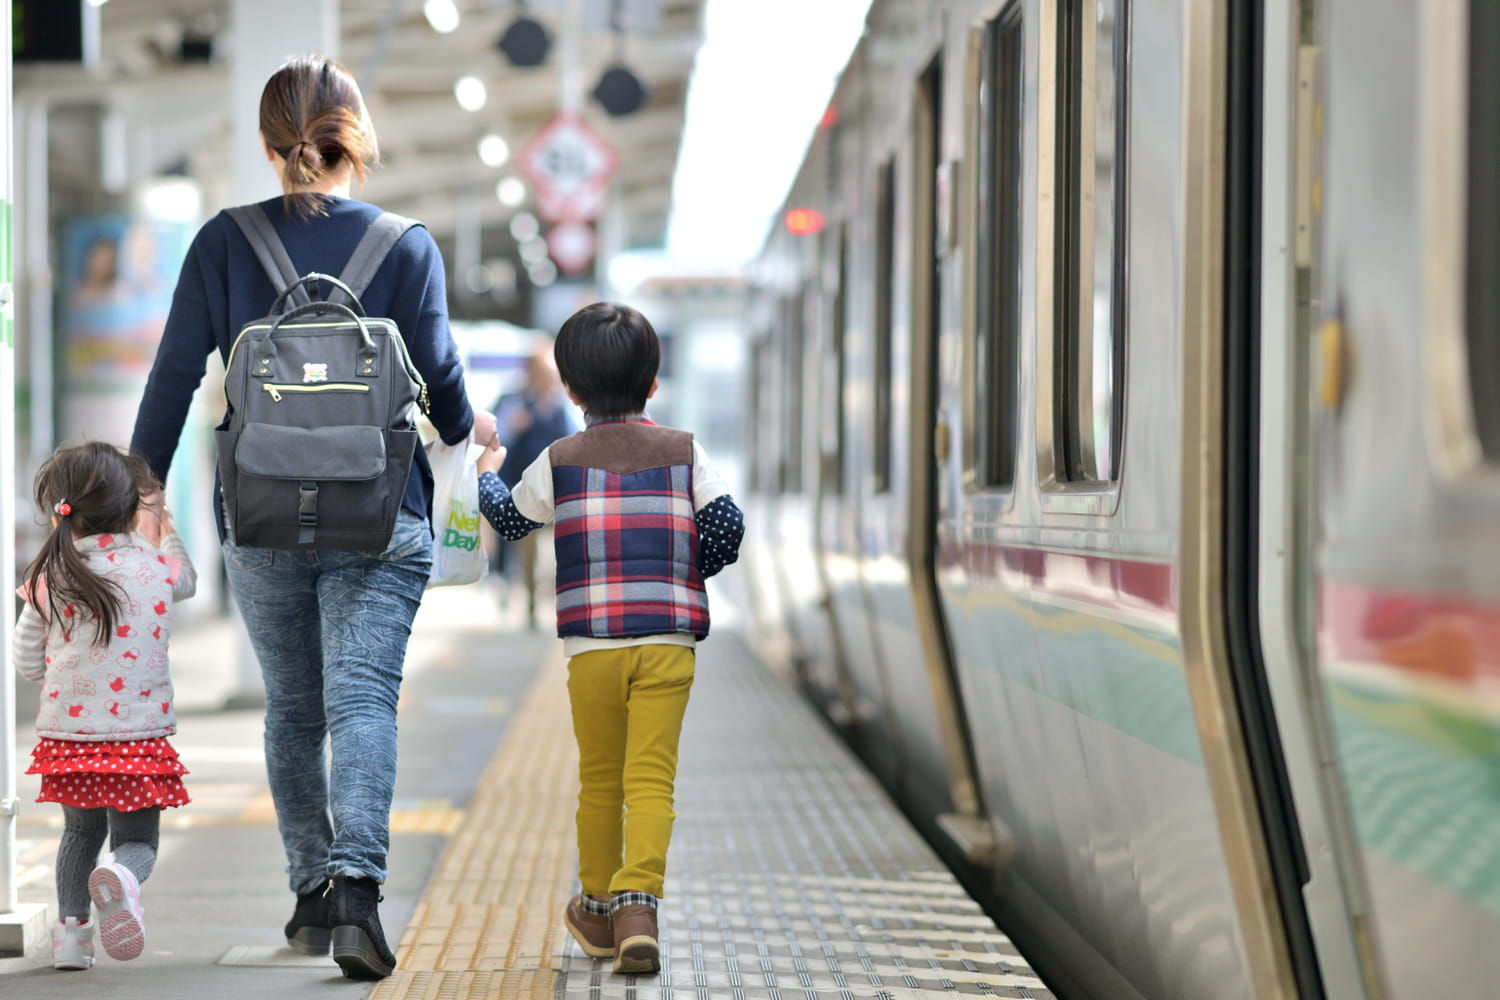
xmin=490 ymin=341 xmax=581 ymax=627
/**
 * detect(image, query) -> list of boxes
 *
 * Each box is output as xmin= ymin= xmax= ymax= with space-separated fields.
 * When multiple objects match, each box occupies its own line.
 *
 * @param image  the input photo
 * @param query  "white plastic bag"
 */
xmin=426 ymin=438 xmax=488 ymax=588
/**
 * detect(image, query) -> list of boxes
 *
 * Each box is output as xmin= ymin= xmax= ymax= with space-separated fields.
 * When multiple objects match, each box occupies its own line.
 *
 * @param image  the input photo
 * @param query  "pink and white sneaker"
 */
xmin=88 ymin=858 xmax=145 ymax=961
xmin=51 ymin=916 xmax=95 ymax=970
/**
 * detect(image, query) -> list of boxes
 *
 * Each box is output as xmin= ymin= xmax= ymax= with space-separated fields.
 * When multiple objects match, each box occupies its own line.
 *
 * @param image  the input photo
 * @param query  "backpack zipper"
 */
xmin=262 ymin=382 xmax=371 ymax=402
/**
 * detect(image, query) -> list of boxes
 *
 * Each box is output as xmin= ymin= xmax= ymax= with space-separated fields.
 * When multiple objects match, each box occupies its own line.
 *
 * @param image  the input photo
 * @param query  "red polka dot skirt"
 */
xmin=27 ymin=737 xmax=190 ymax=811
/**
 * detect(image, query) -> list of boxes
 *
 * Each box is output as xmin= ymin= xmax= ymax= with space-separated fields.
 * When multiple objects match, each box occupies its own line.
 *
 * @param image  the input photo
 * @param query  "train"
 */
xmin=739 ymin=1 xmax=1499 ymax=998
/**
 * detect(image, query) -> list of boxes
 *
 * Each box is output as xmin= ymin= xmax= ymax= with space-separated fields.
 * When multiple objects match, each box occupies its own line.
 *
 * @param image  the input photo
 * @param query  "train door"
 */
xmin=840 ymin=155 xmax=910 ymax=795
xmin=816 ymin=219 xmax=905 ymax=781
xmin=909 ymin=53 xmax=989 ymax=853
xmin=1253 ymin=0 xmax=1383 ymax=997
xmin=776 ymin=282 xmax=839 ymax=692
xmin=1302 ymin=2 xmax=1500 ymax=996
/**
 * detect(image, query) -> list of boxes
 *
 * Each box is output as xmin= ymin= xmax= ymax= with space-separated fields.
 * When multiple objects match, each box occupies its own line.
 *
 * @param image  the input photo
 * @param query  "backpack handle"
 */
xmin=270 ymin=300 xmax=376 ymax=352
xmin=271 ymin=273 xmax=365 ymax=317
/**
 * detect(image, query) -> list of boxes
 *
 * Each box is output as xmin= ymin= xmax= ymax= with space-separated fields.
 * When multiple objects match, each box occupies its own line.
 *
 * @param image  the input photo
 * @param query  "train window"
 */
xmin=874 ymin=158 xmax=896 ymax=494
xmin=1054 ymin=0 xmax=1129 ymax=483
xmin=1467 ymin=1 xmax=1500 ymax=459
xmin=747 ymin=340 xmax=762 ymax=494
xmin=830 ymin=225 xmax=850 ymax=495
xmin=785 ymin=290 xmax=806 ymax=493
xmin=973 ymin=6 xmax=1024 ymax=489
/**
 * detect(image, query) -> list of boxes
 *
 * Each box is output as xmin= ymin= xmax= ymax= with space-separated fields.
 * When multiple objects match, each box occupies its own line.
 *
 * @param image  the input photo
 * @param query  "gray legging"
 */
xmin=56 ymin=806 xmax=159 ymax=921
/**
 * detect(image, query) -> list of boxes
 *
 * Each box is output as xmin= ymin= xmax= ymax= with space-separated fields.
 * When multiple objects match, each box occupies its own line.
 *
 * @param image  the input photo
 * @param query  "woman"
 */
xmin=130 ymin=56 xmax=497 ymax=980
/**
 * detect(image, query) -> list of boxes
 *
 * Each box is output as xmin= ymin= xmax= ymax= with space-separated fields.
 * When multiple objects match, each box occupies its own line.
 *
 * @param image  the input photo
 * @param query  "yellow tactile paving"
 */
xmin=388 ymin=800 xmax=467 ymax=836
xmin=371 ymin=648 xmax=578 ymax=1000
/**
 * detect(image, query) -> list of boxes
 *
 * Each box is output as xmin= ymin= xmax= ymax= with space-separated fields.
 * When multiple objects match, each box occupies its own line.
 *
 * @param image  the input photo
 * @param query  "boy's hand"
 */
xmin=476 ymin=444 xmax=507 ymax=477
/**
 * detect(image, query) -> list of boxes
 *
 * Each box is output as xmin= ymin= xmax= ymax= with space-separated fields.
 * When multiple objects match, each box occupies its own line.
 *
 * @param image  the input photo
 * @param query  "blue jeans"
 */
xmin=222 ymin=510 xmax=432 ymax=894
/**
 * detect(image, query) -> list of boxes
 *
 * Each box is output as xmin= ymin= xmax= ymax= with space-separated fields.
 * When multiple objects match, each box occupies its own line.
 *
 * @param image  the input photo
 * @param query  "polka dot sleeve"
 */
xmin=478 ymin=471 xmax=545 ymax=541
xmin=694 ymin=494 xmax=744 ymax=579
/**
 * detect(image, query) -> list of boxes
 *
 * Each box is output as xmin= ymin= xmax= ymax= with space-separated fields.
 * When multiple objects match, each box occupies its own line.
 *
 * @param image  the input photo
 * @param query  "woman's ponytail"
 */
xmin=259 ymin=56 xmax=379 ymax=218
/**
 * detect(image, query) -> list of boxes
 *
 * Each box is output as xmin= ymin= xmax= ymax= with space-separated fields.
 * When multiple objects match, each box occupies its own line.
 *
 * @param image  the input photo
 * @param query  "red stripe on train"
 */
xmin=937 ymin=540 xmax=1177 ymax=615
xmin=1320 ymin=581 xmax=1500 ymax=685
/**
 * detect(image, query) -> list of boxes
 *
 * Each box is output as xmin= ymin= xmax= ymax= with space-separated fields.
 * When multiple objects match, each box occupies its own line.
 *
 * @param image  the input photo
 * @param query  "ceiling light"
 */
xmin=528 ymin=259 xmax=558 ymax=287
xmin=519 ymin=238 xmax=549 ymax=264
xmin=88 ymin=0 xmax=110 ymax=6
xmin=509 ymin=212 xmax=540 ymax=242
xmin=424 ymin=0 xmax=460 ymax=34
xmin=496 ymin=176 xmax=527 ymax=207
xmin=465 ymin=263 xmax=493 ymax=295
xmin=454 ymin=76 xmax=487 ymax=113
xmin=478 ymin=133 xmax=510 ymax=168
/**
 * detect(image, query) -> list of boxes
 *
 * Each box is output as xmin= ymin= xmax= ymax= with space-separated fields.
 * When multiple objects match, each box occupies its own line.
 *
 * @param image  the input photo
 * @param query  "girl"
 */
xmin=12 ymin=442 xmax=197 ymax=970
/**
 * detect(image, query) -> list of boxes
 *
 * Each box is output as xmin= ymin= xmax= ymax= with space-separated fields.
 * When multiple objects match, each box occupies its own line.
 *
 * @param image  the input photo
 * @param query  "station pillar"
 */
xmin=0 ymin=0 xmax=53 ymax=955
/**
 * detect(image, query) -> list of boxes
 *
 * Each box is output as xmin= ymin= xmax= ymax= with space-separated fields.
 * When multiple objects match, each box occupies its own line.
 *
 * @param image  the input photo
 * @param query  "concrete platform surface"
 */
xmin=0 ymin=575 xmax=1055 ymax=999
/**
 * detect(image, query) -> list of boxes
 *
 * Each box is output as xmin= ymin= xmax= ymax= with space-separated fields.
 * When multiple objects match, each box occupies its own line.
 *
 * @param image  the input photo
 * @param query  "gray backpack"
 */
xmin=217 ymin=204 xmax=430 ymax=550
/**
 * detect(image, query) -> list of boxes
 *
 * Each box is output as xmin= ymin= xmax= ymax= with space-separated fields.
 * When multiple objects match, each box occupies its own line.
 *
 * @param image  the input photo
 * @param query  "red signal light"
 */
xmin=785 ymin=208 xmax=825 ymax=235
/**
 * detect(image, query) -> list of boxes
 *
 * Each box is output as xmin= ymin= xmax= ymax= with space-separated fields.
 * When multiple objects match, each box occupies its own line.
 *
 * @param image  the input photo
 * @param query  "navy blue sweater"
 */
xmin=131 ymin=195 xmax=475 ymax=539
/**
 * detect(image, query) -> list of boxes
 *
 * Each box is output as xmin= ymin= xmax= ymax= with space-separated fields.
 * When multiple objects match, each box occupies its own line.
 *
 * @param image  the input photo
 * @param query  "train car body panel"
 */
xmin=1313 ymin=1 xmax=1500 ymax=996
xmin=931 ymin=0 xmax=1260 ymax=996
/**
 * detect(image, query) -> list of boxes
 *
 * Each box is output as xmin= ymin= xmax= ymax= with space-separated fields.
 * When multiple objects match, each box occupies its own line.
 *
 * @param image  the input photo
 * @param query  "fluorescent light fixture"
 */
xmin=607 ymin=248 xmax=668 ymax=295
xmin=424 ymin=0 xmax=459 ymax=33
xmin=478 ymin=133 xmax=510 ymax=168
xmin=87 ymin=0 xmax=110 ymax=6
xmin=496 ymin=176 xmax=527 ymax=207
xmin=138 ymin=177 xmax=201 ymax=223
xmin=454 ymin=75 xmax=487 ymax=113
xmin=509 ymin=212 xmax=540 ymax=242
xmin=667 ymin=0 xmax=873 ymax=267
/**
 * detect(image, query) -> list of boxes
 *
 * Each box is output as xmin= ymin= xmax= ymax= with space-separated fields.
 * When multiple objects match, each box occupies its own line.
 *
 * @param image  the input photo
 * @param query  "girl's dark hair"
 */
xmin=553 ymin=302 xmax=661 ymax=418
xmin=259 ymin=55 xmax=379 ymax=219
xmin=23 ymin=443 xmax=159 ymax=646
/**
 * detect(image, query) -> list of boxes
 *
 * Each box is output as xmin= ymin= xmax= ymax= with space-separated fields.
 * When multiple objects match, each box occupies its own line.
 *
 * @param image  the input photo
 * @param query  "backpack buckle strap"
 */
xmin=298 ymin=483 xmax=319 ymax=544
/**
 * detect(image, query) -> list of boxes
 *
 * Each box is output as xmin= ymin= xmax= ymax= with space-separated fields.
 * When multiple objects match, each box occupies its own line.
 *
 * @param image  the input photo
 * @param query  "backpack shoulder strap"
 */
xmin=224 ymin=204 xmax=313 ymax=310
xmin=331 ymin=212 xmax=422 ymax=310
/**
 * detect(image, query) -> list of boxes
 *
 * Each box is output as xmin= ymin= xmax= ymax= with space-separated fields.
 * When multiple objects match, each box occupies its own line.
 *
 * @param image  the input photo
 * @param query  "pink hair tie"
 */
xmin=53 ymin=500 xmax=72 ymax=517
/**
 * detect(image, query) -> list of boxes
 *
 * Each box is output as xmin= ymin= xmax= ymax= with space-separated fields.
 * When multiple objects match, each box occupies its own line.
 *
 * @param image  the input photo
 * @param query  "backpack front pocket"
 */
xmin=236 ymin=423 xmax=387 ymax=481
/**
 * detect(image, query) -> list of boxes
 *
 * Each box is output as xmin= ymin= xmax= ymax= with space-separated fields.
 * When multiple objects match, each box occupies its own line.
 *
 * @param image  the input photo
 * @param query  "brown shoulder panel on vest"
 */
xmin=550 ymin=422 xmax=693 ymax=475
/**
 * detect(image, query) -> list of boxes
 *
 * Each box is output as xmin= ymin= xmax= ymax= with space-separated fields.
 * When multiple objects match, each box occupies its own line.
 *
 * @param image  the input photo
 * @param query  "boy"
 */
xmin=476 ymin=302 xmax=745 ymax=974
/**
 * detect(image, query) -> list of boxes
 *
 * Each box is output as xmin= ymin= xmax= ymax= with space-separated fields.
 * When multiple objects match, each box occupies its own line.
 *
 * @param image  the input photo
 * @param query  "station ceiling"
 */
xmin=20 ymin=0 xmax=706 ymax=252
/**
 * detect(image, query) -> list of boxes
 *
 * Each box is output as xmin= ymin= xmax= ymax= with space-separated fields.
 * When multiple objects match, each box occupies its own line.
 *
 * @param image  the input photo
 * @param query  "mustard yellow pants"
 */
xmin=566 ymin=644 xmax=695 ymax=898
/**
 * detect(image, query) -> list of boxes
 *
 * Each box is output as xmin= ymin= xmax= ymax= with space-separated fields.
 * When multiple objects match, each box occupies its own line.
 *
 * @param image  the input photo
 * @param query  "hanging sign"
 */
xmin=546 ymin=222 xmax=598 ymax=275
xmin=516 ymin=112 xmax=619 ymax=222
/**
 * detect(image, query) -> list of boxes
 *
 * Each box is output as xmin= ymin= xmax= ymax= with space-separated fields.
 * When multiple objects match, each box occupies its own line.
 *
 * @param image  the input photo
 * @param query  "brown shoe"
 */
xmin=564 ymin=896 xmax=614 ymax=958
xmin=610 ymin=904 xmax=660 ymax=974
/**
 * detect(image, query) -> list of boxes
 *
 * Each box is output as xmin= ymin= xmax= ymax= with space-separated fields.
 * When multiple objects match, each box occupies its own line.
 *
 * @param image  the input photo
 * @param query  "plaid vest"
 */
xmin=550 ymin=417 xmax=711 ymax=640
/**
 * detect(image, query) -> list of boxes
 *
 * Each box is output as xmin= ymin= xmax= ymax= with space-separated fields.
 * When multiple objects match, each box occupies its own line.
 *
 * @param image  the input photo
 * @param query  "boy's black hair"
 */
xmin=554 ymin=302 xmax=660 ymax=418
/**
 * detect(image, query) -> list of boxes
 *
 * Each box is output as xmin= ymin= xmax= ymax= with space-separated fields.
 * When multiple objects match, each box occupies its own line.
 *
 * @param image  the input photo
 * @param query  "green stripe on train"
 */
xmin=1329 ymin=683 xmax=1500 ymax=914
xmin=936 ymin=581 xmax=1500 ymax=912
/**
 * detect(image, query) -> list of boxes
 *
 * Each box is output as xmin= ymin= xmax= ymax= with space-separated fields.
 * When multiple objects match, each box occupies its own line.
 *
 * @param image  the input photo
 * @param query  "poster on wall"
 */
xmin=61 ymin=214 xmax=188 ymax=389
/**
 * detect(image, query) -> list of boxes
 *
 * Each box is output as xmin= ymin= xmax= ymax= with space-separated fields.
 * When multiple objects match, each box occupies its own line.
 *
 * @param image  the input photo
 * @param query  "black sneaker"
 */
xmin=284 ymin=880 xmax=332 ymax=955
xmin=329 ymin=876 xmax=397 ymax=979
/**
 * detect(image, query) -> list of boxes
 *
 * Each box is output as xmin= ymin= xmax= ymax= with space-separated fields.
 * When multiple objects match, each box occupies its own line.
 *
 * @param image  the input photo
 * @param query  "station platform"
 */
xmin=0 ymin=584 xmax=1055 ymax=999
